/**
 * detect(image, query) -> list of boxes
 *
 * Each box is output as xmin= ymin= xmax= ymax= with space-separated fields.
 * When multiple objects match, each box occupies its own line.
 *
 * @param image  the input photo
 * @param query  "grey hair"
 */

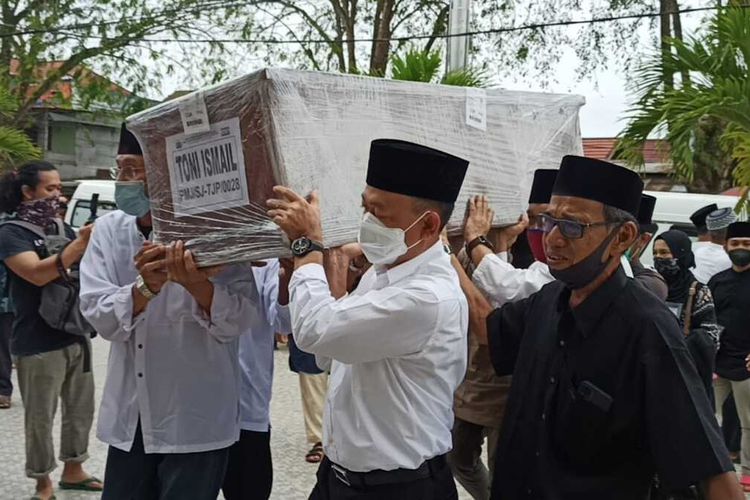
xmin=603 ymin=205 xmax=637 ymax=225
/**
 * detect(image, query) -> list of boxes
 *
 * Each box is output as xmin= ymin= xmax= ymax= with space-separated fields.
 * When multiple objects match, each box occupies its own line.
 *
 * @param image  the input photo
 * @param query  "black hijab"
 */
xmin=655 ymin=230 xmax=696 ymax=304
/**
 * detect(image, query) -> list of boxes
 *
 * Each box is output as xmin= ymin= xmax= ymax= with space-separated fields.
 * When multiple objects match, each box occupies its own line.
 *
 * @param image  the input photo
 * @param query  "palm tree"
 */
xmin=0 ymin=85 xmax=40 ymax=171
xmin=390 ymin=48 xmax=488 ymax=87
xmin=615 ymin=5 xmax=750 ymax=210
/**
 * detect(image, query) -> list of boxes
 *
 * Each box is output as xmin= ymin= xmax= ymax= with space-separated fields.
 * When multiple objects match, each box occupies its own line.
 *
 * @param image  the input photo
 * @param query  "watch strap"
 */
xmin=291 ymin=237 xmax=324 ymax=257
xmin=466 ymin=235 xmax=494 ymax=255
xmin=135 ymin=274 xmax=157 ymax=300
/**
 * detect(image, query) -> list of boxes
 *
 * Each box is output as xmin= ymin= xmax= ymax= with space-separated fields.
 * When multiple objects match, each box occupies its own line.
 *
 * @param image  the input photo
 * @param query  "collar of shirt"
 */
xmin=372 ymin=240 xmax=445 ymax=287
xmin=557 ymin=266 xmax=629 ymax=338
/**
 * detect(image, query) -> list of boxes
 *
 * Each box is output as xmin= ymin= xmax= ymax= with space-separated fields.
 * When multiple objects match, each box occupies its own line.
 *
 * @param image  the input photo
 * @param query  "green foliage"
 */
xmin=441 ymin=67 xmax=489 ymax=88
xmin=0 ymin=86 xmax=40 ymax=171
xmin=390 ymin=48 xmax=487 ymax=88
xmin=616 ymin=6 xmax=750 ymax=208
xmin=0 ymin=127 xmax=41 ymax=171
xmin=391 ymin=49 xmax=442 ymax=83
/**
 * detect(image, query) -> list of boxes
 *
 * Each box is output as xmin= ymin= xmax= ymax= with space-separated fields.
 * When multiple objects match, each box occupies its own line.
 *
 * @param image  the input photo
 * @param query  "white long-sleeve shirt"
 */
xmin=693 ymin=241 xmax=732 ymax=284
xmin=238 ymin=260 xmax=292 ymax=432
xmin=79 ymin=210 xmax=261 ymax=454
xmin=472 ymin=252 xmax=554 ymax=308
xmin=289 ymin=241 xmax=468 ymax=472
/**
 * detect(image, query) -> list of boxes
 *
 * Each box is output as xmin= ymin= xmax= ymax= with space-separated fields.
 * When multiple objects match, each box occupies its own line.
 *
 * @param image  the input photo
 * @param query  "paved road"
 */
xmin=2 ymin=339 xmax=745 ymax=499
xmin=0 ymin=338 xmax=474 ymax=499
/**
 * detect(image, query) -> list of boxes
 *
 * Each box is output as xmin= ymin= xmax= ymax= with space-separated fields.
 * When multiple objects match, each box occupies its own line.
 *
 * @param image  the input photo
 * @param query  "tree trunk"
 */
xmin=369 ymin=0 xmax=394 ymax=76
xmin=344 ymin=0 xmax=358 ymax=73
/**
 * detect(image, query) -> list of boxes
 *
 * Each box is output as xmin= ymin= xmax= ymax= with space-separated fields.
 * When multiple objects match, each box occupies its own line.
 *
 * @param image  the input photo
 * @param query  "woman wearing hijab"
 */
xmin=653 ymin=230 xmax=721 ymax=394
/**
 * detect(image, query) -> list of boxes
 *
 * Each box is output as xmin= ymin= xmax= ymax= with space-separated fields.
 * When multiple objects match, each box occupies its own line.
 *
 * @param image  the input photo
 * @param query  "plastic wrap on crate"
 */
xmin=126 ymin=68 xmax=584 ymax=267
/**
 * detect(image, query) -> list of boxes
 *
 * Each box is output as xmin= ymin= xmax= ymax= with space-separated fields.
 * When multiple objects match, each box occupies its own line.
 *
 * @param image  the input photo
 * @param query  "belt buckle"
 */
xmin=331 ymin=464 xmax=351 ymax=487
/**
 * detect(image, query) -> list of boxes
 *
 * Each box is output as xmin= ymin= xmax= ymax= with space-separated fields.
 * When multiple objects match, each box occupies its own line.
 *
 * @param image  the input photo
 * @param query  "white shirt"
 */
xmin=238 ymin=261 xmax=292 ymax=432
xmin=693 ymin=241 xmax=732 ymax=284
xmin=472 ymin=252 xmax=554 ymax=308
xmin=79 ymin=211 xmax=262 ymax=453
xmin=289 ymin=241 xmax=468 ymax=472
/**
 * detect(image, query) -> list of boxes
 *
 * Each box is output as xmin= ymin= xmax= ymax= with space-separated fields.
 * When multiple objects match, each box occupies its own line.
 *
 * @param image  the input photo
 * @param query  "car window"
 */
xmin=69 ymin=200 xmax=117 ymax=228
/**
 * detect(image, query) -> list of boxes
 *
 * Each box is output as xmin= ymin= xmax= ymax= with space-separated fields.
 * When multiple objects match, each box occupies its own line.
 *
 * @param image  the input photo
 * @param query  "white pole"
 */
xmin=446 ymin=0 xmax=471 ymax=73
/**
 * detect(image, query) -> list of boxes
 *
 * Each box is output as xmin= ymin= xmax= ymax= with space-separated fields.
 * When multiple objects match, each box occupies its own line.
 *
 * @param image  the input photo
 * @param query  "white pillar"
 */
xmin=446 ymin=0 xmax=471 ymax=73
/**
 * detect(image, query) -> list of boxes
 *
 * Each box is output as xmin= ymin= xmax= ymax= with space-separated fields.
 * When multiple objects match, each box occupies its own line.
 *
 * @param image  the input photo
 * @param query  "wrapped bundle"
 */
xmin=126 ymin=68 xmax=584 ymax=266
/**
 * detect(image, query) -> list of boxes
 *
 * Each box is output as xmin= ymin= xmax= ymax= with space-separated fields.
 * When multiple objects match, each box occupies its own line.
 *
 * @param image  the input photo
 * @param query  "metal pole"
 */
xmin=446 ymin=0 xmax=471 ymax=73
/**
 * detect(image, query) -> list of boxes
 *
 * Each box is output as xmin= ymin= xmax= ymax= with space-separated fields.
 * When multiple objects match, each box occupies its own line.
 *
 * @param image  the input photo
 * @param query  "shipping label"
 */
xmin=165 ymin=117 xmax=250 ymax=217
xmin=466 ymin=87 xmax=487 ymax=131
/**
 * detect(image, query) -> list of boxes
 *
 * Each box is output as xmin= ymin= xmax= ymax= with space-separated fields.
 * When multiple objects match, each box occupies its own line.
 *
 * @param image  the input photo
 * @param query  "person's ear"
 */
xmin=21 ymin=184 xmax=33 ymax=201
xmin=612 ymin=221 xmax=638 ymax=255
xmin=422 ymin=211 xmax=442 ymax=238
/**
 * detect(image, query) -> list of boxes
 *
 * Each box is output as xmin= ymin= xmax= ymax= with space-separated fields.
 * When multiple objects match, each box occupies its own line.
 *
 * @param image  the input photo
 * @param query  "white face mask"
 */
xmin=357 ymin=211 xmax=428 ymax=265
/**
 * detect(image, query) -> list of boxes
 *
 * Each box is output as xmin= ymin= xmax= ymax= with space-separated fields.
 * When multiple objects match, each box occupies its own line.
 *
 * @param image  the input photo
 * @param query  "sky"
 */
xmin=497 ymin=63 xmax=631 ymax=138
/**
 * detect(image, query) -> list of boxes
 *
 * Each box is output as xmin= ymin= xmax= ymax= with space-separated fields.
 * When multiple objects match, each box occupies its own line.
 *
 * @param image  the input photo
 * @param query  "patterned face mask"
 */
xmin=653 ymin=257 xmax=681 ymax=280
xmin=16 ymin=196 xmax=61 ymax=227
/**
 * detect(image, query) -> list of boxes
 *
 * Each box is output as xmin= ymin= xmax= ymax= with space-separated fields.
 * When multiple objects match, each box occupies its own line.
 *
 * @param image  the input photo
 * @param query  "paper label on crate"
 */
xmin=165 ymin=117 xmax=249 ymax=217
xmin=179 ymin=92 xmax=211 ymax=135
xmin=465 ymin=88 xmax=487 ymax=131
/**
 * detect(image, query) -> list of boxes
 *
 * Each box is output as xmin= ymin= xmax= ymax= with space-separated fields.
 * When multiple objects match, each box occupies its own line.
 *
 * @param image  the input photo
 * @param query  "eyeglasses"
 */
xmin=110 ymin=165 xmax=146 ymax=180
xmin=539 ymin=214 xmax=613 ymax=240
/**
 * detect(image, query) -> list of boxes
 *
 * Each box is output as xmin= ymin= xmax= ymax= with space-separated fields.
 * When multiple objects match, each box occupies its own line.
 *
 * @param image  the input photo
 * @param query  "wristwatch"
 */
xmin=466 ymin=235 xmax=494 ymax=255
xmin=443 ymin=243 xmax=453 ymax=255
xmin=290 ymin=237 xmax=324 ymax=258
xmin=135 ymin=274 xmax=158 ymax=300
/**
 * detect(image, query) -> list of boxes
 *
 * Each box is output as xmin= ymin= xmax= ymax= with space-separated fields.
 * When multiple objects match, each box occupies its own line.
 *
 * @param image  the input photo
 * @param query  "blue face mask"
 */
xmin=115 ymin=181 xmax=150 ymax=218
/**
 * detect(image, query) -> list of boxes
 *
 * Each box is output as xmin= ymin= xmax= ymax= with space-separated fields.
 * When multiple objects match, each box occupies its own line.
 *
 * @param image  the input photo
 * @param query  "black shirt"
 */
xmin=0 ymin=223 xmax=80 ymax=357
xmin=710 ymin=268 xmax=750 ymax=381
xmin=487 ymin=268 xmax=731 ymax=500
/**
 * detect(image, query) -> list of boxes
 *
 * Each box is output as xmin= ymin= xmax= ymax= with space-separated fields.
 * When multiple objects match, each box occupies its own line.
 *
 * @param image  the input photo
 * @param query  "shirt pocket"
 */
xmin=551 ymin=381 xmax=614 ymax=465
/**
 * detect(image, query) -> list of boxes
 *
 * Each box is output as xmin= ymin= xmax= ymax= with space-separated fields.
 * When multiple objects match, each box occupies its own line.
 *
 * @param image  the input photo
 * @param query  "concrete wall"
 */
xmin=32 ymin=110 xmax=119 ymax=180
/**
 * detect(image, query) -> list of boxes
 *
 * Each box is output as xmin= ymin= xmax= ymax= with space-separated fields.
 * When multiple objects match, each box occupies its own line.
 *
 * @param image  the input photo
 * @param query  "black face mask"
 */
xmin=729 ymin=249 xmax=750 ymax=268
xmin=654 ymin=257 xmax=681 ymax=282
xmin=549 ymin=228 xmax=619 ymax=290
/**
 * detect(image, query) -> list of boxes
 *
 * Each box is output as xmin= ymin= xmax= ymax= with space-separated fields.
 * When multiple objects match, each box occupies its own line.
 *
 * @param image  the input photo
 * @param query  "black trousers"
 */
xmin=101 ymin=423 xmax=229 ymax=500
xmin=222 ymin=429 xmax=273 ymax=500
xmin=0 ymin=312 xmax=13 ymax=397
xmin=309 ymin=456 xmax=458 ymax=500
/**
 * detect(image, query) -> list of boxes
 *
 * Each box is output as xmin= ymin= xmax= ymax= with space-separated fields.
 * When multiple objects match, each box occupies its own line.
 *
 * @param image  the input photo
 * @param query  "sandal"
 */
xmin=58 ymin=476 xmax=103 ymax=491
xmin=305 ymin=442 xmax=325 ymax=464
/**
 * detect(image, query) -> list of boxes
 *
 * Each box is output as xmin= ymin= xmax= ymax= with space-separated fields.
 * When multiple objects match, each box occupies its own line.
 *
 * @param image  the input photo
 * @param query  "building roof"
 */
xmin=9 ymin=59 xmax=134 ymax=109
xmin=582 ymin=137 xmax=671 ymax=174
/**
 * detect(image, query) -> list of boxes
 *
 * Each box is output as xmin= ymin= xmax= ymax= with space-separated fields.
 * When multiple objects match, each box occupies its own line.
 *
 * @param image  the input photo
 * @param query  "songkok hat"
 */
xmin=366 ymin=139 xmax=469 ymax=203
xmin=528 ymin=169 xmax=558 ymax=204
xmin=690 ymin=204 xmax=717 ymax=231
xmin=551 ymin=155 xmax=643 ymax=217
xmin=117 ymin=123 xmax=142 ymax=155
xmin=727 ymin=221 xmax=750 ymax=240
xmin=706 ymin=207 xmax=737 ymax=231
xmin=638 ymin=194 xmax=658 ymax=234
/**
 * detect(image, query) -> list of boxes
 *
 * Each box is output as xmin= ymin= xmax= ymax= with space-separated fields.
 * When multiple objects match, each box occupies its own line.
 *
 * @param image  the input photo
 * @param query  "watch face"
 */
xmin=292 ymin=238 xmax=311 ymax=256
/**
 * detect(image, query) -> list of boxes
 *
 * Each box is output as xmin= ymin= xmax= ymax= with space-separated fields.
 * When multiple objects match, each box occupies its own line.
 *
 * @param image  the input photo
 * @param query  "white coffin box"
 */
xmin=127 ymin=68 xmax=584 ymax=266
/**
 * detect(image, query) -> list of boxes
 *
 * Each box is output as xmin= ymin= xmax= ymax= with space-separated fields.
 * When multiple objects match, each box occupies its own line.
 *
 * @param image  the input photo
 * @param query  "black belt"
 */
xmin=330 ymin=454 xmax=447 ymax=488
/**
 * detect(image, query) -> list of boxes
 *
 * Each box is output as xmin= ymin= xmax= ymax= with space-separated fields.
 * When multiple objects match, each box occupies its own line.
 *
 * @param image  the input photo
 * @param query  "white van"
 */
xmin=640 ymin=190 xmax=739 ymax=265
xmin=64 ymin=180 xmax=117 ymax=230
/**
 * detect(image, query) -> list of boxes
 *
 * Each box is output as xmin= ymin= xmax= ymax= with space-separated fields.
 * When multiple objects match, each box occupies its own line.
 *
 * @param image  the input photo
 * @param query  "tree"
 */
xmin=390 ymin=47 xmax=487 ymax=87
xmin=0 ymin=0 xmax=236 ymax=125
xmin=0 ymin=85 xmax=40 ymax=170
xmin=233 ymin=0 xmax=452 ymax=76
xmin=615 ymin=6 xmax=750 ymax=205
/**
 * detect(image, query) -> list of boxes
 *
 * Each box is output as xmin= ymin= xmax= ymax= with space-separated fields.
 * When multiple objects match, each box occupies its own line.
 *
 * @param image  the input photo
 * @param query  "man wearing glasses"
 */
xmin=79 ymin=124 xmax=264 ymax=499
xmin=475 ymin=156 xmax=741 ymax=499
